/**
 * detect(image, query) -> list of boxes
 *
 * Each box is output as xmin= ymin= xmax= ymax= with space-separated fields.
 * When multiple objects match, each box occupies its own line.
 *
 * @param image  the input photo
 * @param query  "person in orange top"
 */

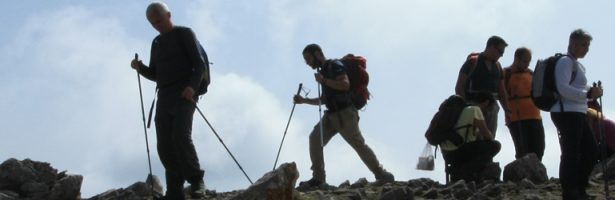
xmin=504 ymin=47 xmax=546 ymax=160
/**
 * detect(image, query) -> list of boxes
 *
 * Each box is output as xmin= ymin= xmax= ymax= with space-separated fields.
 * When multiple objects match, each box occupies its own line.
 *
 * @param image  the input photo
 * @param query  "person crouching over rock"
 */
xmin=440 ymin=92 xmax=502 ymax=183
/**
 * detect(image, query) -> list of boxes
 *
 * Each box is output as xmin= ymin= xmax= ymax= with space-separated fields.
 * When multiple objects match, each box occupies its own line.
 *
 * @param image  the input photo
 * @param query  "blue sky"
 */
xmin=1 ymin=0 xmax=614 ymax=197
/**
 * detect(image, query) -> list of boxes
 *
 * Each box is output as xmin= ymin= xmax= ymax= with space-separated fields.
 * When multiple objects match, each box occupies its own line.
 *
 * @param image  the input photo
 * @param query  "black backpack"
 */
xmin=531 ymin=53 xmax=575 ymax=111
xmin=195 ymin=42 xmax=211 ymax=96
xmin=425 ymin=95 xmax=471 ymax=146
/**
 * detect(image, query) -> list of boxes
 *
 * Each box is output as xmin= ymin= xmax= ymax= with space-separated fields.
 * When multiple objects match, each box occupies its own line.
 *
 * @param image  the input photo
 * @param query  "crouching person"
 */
xmin=440 ymin=93 xmax=501 ymax=183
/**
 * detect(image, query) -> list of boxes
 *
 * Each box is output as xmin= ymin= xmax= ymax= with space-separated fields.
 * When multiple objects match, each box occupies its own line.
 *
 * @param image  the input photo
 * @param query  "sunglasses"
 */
xmin=496 ymin=47 xmax=505 ymax=55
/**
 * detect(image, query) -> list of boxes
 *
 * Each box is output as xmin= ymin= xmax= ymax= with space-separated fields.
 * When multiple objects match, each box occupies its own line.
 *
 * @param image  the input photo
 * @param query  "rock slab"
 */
xmin=503 ymin=153 xmax=548 ymax=183
xmin=231 ymin=162 xmax=299 ymax=200
xmin=0 ymin=158 xmax=82 ymax=200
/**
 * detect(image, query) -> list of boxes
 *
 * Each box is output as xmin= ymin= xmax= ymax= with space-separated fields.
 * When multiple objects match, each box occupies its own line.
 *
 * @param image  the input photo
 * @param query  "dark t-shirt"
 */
xmin=139 ymin=26 xmax=205 ymax=100
xmin=460 ymin=53 xmax=502 ymax=99
xmin=320 ymin=60 xmax=351 ymax=111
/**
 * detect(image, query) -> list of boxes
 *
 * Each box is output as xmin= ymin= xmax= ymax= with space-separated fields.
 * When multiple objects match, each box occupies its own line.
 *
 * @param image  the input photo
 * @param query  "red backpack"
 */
xmin=340 ymin=54 xmax=370 ymax=109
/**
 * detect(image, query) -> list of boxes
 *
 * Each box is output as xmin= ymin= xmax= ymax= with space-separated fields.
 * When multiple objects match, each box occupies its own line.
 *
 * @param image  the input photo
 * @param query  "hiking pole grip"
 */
xmin=296 ymin=83 xmax=303 ymax=96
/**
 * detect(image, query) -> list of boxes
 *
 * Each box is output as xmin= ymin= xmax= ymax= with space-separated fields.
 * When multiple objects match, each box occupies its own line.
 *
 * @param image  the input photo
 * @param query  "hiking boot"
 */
xmin=190 ymin=180 xmax=207 ymax=198
xmin=375 ymin=170 xmax=395 ymax=183
xmin=297 ymin=178 xmax=326 ymax=191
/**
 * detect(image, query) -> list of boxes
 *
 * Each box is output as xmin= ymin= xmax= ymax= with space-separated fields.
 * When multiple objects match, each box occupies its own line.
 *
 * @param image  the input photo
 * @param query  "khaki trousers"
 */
xmin=309 ymin=106 xmax=384 ymax=181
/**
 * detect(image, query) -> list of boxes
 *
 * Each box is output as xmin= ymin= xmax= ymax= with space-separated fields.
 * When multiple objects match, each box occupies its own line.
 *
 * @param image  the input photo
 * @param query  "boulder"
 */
xmin=338 ymin=180 xmax=351 ymax=188
xmin=591 ymin=153 xmax=615 ymax=181
xmin=450 ymin=161 xmax=501 ymax=183
xmin=480 ymin=162 xmax=502 ymax=182
xmin=231 ymin=162 xmax=299 ymax=200
xmin=0 ymin=158 xmax=38 ymax=190
xmin=49 ymin=174 xmax=83 ymax=200
xmin=87 ymin=174 xmax=163 ymax=200
xmin=503 ymin=153 xmax=548 ymax=184
xmin=0 ymin=158 xmax=81 ymax=200
xmin=351 ymin=178 xmax=369 ymax=189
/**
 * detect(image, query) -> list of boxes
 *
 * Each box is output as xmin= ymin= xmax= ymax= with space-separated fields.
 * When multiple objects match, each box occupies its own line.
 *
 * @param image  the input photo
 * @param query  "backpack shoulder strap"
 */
xmin=467 ymin=54 xmax=480 ymax=77
xmin=570 ymin=60 xmax=578 ymax=85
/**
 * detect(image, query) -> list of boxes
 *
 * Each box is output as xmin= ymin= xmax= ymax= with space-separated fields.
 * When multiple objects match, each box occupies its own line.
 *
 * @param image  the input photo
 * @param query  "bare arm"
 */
xmin=455 ymin=72 xmax=467 ymax=97
xmin=294 ymin=95 xmax=324 ymax=106
xmin=316 ymin=73 xmax=350 ymax=91
xmin=474 ymin=118 xmax=494 ymax=140
xmin=498 ymin=79 xmax=510 ymax=112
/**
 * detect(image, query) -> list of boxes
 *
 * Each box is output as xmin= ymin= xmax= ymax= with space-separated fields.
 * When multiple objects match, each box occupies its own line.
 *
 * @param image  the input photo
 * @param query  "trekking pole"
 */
xmin=134 ymin=53 xmax=155 ymax=196
xmin=316 ymin=71 xmax=325 ymax=149
xmin=596 ymin=81 xmax=610 ymax=198
xmin=272 ymin=83 xmax=303 ymax=170
xmin=193 ymin=103 xmax=253 ymax=184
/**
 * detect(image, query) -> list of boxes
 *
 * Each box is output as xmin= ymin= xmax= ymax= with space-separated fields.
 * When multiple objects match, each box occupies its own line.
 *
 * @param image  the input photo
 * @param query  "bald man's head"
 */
xmin=146 ymin=2 xmax=169 ymax=17
xmin=146 ymin=2 xmax=173 ymax=33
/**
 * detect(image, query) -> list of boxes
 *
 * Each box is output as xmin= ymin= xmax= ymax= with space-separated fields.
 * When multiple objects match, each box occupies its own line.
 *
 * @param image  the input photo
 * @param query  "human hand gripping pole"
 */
xmin=190 ymin=99 xmax=254 ymax=184
xmin=134 ymin=53 xmax=155 ymax=197
xmin=272 ymin=83 xmax=303 ymax=170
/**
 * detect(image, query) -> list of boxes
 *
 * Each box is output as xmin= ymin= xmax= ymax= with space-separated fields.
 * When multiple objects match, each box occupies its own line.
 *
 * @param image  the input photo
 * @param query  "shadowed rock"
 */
xmin=503 ymin=153 xmax=548 ymax=184
xmin=231 ymin=162 xmax=299 ymax=200
xmin=4 ymin=158 xmax=615 ymax=199
xmin=591 ymin=153 xmax=615 ymax=181
xmin=87 ymin=174 xmax=163 ymax=200
xmin=0 ymin=158 xmax=81 ymax=200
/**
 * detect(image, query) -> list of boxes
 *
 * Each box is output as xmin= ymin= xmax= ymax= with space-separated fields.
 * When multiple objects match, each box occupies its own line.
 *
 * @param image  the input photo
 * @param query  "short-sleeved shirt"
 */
xmin=505 ymin=68 xmax=541 ymax=121
xmin=440 ymin=106 xmax=485 ymax=151
xmin=460 ymin=53 xmax=503 ymax=98
xmin=320 ymin=60 xmax=352 ymax=111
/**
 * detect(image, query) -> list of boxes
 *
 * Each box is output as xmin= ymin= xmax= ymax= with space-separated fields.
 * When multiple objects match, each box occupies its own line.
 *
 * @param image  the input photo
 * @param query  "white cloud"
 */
xmin=2 ymin=0 xmax=615 ymax=198
xmin=0 ymin=4 xmax=313 ymax=197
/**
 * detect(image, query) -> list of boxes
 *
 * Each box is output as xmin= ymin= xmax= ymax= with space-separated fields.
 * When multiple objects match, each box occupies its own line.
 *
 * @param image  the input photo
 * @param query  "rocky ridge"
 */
xmin=2 ymin=155 xmax=615 ymax=200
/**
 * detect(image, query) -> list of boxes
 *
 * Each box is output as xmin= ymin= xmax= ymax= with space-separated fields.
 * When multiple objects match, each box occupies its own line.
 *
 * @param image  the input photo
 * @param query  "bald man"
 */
xmin=131 ymin=2 xmax=206 ymax=199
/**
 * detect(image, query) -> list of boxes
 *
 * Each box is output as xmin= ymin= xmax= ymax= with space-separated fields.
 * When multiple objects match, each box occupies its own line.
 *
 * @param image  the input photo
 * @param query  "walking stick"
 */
xmin=595 ymin=81 xmax=610 ymax=198
xmin=273 ymin=83 xmax=303 ymax=170
xmin=134 ymin=53 xmax=155 ymax=196
xmin=193 ymin=103 xmax=253 ymax=184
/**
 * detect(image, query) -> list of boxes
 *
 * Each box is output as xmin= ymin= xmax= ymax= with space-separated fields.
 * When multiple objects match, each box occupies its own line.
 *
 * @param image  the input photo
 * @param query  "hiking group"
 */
xmin=129 ymin=2 xmax=612 ymax=200
xmin=426 ymin=30 xmax=608 ymax=200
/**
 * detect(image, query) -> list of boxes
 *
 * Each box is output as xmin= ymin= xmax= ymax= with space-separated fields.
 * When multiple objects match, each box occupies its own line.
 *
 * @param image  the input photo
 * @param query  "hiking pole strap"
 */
xmin=146 ymin=90 xmax=157 ymax=129
xmin=317 ymin=79 xmax=325 ymax=149
xmin=194 ymin=104 xmax=254 ymax=184
xmin=273 ymin=83 xmax=303 ymax=170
